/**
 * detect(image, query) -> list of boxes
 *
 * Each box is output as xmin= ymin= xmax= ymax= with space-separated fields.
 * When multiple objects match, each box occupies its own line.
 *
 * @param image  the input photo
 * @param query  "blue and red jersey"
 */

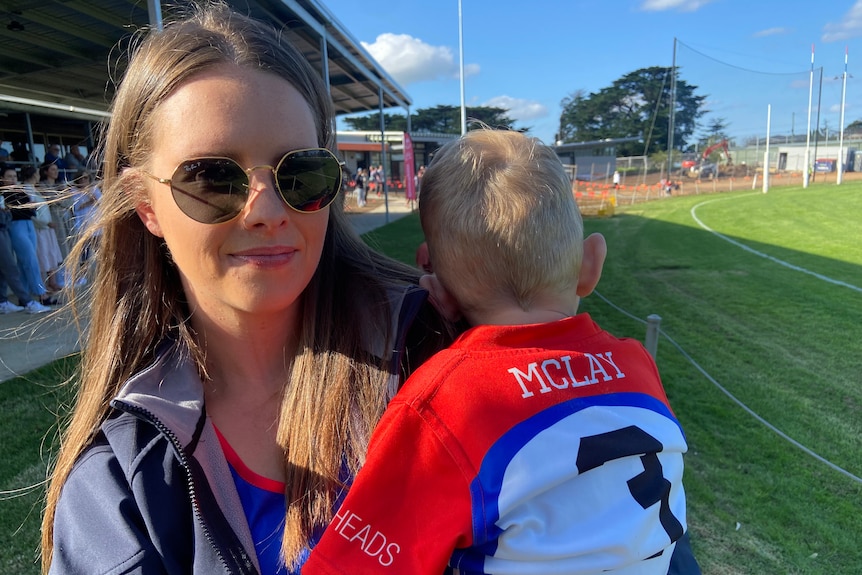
xmin=303 ymin=314 xmax=688 ymax=574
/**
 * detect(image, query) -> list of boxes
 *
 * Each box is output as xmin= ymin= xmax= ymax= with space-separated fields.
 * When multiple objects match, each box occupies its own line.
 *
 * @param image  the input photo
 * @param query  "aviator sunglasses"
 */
xmin=142 ymin=148 xmax=342 ymax=224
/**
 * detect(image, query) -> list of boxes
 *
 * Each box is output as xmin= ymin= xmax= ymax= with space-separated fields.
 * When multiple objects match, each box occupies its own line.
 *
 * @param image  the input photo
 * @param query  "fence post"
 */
xmin=645 ymin=314 xmax=662 ymax=359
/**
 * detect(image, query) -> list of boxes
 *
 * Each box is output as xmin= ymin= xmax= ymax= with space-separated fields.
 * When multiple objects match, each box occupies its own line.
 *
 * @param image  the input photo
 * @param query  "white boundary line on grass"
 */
xmin=593 ymin=291 xmax=862 ymax=485
xmin=690 ymin=195 xmax=862 ymax=293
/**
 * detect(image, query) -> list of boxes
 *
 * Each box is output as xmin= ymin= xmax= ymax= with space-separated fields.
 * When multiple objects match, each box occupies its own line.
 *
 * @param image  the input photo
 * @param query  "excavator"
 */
xmin=691 ymin=139 xmax=732 ymax=178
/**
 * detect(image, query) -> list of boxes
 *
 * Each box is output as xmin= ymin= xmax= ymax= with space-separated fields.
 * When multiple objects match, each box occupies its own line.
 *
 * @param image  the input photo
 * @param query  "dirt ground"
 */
xmin=574 ymin=169 xmax=862 ymax=217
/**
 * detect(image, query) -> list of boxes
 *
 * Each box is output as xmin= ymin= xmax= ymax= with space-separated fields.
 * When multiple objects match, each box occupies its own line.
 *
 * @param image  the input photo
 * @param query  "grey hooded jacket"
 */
xmin=49 ymin=285 xmax=431 ymax=575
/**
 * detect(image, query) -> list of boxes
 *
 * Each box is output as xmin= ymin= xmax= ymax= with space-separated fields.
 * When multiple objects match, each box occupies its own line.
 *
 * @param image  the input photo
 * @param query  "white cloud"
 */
xmin=362 ymin=33 xmax=479 ymax=85
xmin=753 ymin=27 xmax=789 ymax=38
xmin=482 ymin=95 xmax=548 ymax=121
xmin=823 ymin=0 xmax=862 ymax=42
xmin=640 ymin=0 xmax=714 ymax=12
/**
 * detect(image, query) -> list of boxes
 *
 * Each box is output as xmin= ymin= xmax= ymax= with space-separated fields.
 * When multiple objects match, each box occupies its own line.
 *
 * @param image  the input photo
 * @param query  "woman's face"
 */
xmin=136 ymin=64 xmax=329 ymax=326
xmin=1 ymin=169 xmax=16 ymax=186
xmin=47 ymin=164 xmax=59 ymax=179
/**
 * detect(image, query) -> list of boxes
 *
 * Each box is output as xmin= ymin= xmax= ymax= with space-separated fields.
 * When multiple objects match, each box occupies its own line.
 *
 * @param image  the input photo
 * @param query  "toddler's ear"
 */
xmin=419 ymin=274 xmax=462 ymax=322
xmin=577 ymin=233 xmax=607 ymax=298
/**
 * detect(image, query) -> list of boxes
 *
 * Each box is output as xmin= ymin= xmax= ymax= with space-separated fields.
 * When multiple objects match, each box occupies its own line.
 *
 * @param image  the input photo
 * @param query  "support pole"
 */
xmin=645 ymin=314 xmax=662 ymax=360
xmin=838 ymin=46 xmax=848 ymax=186
xmin=804 ymin=44 xmax=814 ymax=188
xmin=763 ymin=104 xmax=771 ymax=193
xmin=458 ymin=0 xmax=466 ymax=135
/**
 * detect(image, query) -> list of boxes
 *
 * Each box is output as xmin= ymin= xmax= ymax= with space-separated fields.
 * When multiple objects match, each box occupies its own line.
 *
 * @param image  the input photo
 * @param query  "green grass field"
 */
xmin=2 ymin=181 xmax=860 ymax=573
xmin=579 ymin=184 xmax=862 ymax=574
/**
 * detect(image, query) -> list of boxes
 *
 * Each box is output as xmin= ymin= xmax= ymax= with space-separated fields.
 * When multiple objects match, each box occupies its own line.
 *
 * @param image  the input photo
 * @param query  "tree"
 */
xmin=845 ymin=119 xmax=862 ymax=134
xmin=344 ymin=113 xmax=407 ymax=132
xmin=558 ymin=66 xmax=707 ymax=156
xmin=343 ymin=105 xmax=522 ymax=134
xmin=696 ymin=116 xmax=731 ymax=150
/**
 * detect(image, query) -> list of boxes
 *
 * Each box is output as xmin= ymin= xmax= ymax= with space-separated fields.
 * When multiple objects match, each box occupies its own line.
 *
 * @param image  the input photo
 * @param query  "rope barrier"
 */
xmin=592 ymin=290 xmax=862 ymax=485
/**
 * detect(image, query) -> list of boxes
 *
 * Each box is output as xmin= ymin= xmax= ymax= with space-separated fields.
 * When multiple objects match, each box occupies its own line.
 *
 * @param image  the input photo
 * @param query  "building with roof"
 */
xmin=0 ymin=0 xmax=414 ymax=171
xmin=553 ymin=137 xmax=641 ymax=182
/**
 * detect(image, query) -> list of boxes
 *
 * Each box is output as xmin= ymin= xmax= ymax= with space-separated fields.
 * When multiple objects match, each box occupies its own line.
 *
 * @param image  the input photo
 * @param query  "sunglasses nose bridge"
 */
xmin=243 ymin=164 xmax=281 ymax=194
xmin=242 ymin=164 xmax=291 ymax=218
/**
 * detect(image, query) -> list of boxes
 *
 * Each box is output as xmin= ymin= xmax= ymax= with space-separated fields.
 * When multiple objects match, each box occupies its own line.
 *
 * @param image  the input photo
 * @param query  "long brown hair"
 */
xmin=42 ymin=3 xmax=447 ymax=571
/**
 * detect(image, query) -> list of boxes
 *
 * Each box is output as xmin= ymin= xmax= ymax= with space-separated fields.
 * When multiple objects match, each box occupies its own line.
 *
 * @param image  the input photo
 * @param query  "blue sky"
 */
xmin=322 ymin=0 xmax=861 ymax=148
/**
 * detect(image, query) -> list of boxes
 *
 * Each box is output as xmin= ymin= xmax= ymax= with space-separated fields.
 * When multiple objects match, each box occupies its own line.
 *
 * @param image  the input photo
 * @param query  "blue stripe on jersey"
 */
xmin=454 ymin=392 xmax=682 ymax=571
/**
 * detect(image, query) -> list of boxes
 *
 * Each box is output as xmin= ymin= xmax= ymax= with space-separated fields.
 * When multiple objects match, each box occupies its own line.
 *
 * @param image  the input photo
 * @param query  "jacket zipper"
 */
xmin=113 ymin=400 xmax=235 ymax=573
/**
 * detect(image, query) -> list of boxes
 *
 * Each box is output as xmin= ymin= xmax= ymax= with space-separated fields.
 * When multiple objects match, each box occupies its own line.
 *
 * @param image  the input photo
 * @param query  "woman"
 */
xmin=42 ymin=5 xmax=450 ymax=574
xmin=4 ymin=165 xmax=54 ymax=306
xmin=39 ymin=161 xmax=73 ymax=258
xmin=354 ymin=167 xmax=367 ymax=208
xmin=24 ymin=169 xmax=65 ymax=294
xmin=0 ymin=165 xmax=51 ymax=314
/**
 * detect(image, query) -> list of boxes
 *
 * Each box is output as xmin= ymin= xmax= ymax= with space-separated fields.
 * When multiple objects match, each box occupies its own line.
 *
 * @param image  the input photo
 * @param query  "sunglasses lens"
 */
xmin=171 ymin=159 xmax=248 ymax=223
xmin=276 ymin=149 xmax=341 ymax=212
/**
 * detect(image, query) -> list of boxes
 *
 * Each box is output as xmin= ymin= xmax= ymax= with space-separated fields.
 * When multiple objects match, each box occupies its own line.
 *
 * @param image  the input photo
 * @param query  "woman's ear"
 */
xmin=419 ymin=273 xmax=463 ymax=322
xmin=124 ymin=168 xmax=164 ymax=238
xmin=577 ymin=233 xmax=607 ymax=298
xmin=136 ymin=202 xmax=164 ymax=238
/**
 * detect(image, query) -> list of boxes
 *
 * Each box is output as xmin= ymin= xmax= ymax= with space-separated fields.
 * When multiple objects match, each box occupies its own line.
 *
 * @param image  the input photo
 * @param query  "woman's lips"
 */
xmin=231 ymin=246 xmax=297 ymax=266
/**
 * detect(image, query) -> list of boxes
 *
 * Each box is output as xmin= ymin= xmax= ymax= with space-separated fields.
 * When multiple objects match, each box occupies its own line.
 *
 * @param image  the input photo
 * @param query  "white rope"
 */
xmin=592 ymin=290 xmax=862 ymax=485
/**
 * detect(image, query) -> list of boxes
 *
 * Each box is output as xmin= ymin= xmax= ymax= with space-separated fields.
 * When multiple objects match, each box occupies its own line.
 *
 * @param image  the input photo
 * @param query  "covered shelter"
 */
xmin=0 ymin=0 xmax=411 ymax=166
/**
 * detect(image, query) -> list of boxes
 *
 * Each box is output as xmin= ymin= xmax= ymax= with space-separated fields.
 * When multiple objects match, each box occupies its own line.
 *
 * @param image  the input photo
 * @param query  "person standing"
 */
xmin=354 ymin=167 xmax=367 ymax=207
xmin=40 ymin=161 xmax=73 ymax=259
xmin=25 ymin=177 xmax=65 ymax=293
xmin=2 ymin=165 xmax=54 ymax=307
xmin=374 ymin=164 xmax=384 ymax=196
xmin=0 ymin=178 xmax=50 ymax=314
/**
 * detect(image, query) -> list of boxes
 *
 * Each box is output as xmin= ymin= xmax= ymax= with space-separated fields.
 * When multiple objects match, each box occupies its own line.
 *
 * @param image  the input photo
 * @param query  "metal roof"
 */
xmin=0 ymin=0 xmax=411 ymax=121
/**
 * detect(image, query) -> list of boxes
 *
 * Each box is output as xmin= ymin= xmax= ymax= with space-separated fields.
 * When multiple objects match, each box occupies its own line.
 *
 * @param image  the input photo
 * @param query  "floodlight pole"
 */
xmin=458 ymin=0 xmax=466 ymax=135
xmin=838 ymin=46 xmax=848 ymax=186
xmin=666 ymin=38 xmax=677 ymax=182
xmin=763 ymin=104 xmax=771 ymax=193
xmin=804 ymin=45 xmax=814 ymax=188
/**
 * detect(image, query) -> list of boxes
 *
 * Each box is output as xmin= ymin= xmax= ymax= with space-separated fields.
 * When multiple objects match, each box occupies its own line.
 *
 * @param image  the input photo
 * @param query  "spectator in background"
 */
xmin=374 ymin=164 xmax=384 ymax=196
xmin=63 ymin=145 xmax=88 ymax=172
xmin=354 ymin=166 xmax=367 ymax=207
xmin=0 ymin=178 xmax=50 ymax=314
xmin=39 ymin=161 xmax=73 ymax=258
xmin=367 ymin=164 xmax=378 ymax=196
xmin=40 ymin=161 xmax=62 ymax=187
xmin=44 ymin=144 xmax=65 ymax=169
xmin=3 ymin=165 xmax=55 ymax=307
xmin=25 ymin=177 xmax=65 ymax=294
xmin=10 ymin=142 xmax=30 ymax=163
xmin=69 ymin=169 xmax=102 ymax=266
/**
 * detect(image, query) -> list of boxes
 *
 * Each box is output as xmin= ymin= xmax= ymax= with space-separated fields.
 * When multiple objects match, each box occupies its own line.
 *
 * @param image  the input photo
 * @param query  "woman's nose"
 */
xmin=242 ymin=168 xmax=290 ymax=226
